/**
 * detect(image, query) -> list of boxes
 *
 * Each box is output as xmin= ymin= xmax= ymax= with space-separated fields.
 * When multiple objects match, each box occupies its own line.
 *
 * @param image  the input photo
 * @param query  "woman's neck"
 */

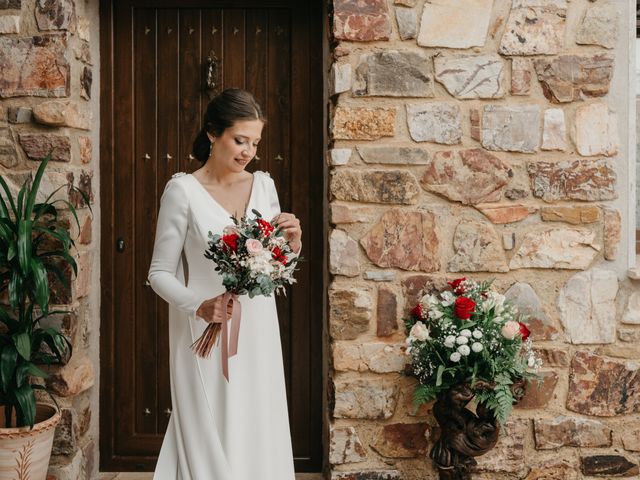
xmin=200 ymin=163 xmax=249 ymax=187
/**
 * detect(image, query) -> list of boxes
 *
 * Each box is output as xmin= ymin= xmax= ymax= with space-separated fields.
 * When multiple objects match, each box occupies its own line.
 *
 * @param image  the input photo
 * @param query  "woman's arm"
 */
xmin=147 ymin=179 xmax=208 ymax=316
xmin=267 ymin=176 xmax=302 ymax=255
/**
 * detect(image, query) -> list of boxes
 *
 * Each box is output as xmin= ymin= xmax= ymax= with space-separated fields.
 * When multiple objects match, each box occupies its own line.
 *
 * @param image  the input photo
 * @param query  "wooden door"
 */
xmin=100 ymin=0 xmax=324 ymax=472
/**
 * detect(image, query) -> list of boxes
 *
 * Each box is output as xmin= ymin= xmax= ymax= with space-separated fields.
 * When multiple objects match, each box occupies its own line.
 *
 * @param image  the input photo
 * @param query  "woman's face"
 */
xmin=208 ymin=119 xmax=264 ymax=172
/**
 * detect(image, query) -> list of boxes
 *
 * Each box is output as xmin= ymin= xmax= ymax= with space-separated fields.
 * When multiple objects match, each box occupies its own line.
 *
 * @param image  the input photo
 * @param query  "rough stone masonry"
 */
xmin=0 ymin=0 xmax=97 ymax=478
xmin=329 ymin=0 xmax=637 ymax=479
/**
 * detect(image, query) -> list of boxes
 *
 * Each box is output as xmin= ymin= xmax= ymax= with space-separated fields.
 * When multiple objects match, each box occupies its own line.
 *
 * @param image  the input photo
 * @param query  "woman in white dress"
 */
xmin=147 ymin=88 xmax=302 ymax=480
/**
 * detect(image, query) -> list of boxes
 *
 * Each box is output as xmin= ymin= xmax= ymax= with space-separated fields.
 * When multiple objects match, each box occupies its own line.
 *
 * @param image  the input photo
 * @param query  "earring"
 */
xmin=209 ymin=140 xmax=214 ymax=158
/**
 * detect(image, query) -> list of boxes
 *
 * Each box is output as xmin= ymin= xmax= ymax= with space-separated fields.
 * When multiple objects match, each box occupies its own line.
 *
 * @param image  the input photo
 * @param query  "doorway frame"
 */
xmin=98 ymin=0 xmax=330 ymax=474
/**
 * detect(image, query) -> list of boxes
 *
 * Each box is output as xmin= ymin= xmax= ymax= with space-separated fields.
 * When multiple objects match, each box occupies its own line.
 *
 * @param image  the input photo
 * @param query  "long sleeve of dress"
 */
xmin=148 ymin=178 xmax=208 ymax=316
xmin=265 ymin=175 xmax=301 ymax=258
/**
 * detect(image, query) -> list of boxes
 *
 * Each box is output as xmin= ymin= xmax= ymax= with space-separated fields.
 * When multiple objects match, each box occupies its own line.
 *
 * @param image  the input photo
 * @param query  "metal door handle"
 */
xmin=206 ymin=50 xmax=218 ymax=90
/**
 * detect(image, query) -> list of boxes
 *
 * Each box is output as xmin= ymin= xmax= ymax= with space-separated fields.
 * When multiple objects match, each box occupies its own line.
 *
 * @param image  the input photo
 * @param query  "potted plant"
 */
xmin=0 ymin=154 xmax=90 ymax=479
xmin=404 ymin=277 xmax=541 ymax=480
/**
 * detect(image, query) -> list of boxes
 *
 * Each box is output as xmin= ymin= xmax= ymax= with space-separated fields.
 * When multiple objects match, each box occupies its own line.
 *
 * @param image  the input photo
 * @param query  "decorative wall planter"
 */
xmin=430 ymin=382 xmax=525 ymax=480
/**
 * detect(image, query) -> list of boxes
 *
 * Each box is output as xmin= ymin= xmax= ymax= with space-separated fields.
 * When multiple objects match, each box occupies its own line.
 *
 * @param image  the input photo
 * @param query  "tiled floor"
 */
xmin=98 ymin=474 xmax=323 ymax=480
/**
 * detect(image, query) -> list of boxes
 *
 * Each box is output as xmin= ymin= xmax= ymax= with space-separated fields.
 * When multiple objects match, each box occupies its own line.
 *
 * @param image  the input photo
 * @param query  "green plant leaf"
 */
xmin=0 ymin=308 xmax=18 ymax=331
xmin=13 ymin=383 xmax=36 ymax=428
xmin=0 ymin=345 xmax=17 ymax=392
xmin=33 ymin=202 xmax=57 ymax=221
xmin=24 ymin=153 xmax=50 ymax=221
xmin=16 ymin=183 xmax=26 ymax=220
xmin=42 ymin=262 xmax=70 ymax=293
xmin=30 ymin=257 xmax=49 ymax=313
xmin=13 ymin=333 xmax=31 ymax=361
xmin=17 ymin=219 xmax=32 ymax=275
xmin=7 ymin=241 xmax=16 ymax=262
xmin=0 ymin=175 xmax=17 ymax=218
xmin=0 ymin=220 xmax=13 ymax=245
xmin=38 ymin=250 xmax=77 ymax=277
xmin=16 ymin=362 xmax=48 ymax=387
xmin=33 ymin=225 xmax=71 ymax=252
xmin=8 ymin=271 xmax=21 ymax=309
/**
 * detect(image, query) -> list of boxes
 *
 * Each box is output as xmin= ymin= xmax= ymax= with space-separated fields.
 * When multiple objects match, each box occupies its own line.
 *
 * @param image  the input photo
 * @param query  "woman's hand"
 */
xmin=273 ymin=212 xmax=302 ymax=254
xmin=196 ymin=296 xmax=234 ymax=324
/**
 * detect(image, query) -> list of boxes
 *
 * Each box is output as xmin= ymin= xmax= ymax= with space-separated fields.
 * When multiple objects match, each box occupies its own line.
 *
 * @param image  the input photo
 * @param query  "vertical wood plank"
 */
xmin=178 ymin=9 xmax=202 ymax=172
xmin=133 ymin=6 xmax=159 ymax=435
xmin=155 ymin=7 xmax=180 ymax=433
xmin=222 ymin=9 xmax=246 ymax=88
xmin=267 ymin=7 xmax=293 ymax=416
xmin=244 ymin=9 xmax=268 ymax=173
xmin=200 ymin=9 xmax=223 ymax=120
xmin=287 ymin=4 xmax=313 ymax=459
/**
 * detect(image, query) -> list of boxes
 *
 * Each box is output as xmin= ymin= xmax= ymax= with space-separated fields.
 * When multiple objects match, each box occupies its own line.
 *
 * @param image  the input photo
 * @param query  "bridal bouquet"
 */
xmin=404 ymin=277 xmax=541 ymax=425
xmin=191 ymin=209 xmax=300 ymax=375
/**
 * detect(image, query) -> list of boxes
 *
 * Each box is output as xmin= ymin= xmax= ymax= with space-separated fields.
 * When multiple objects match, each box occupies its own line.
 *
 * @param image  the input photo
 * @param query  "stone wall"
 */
xmin=0 ymin=0 xmax=100 ymax=478
xmin=328 ymin=1 xmax=638 ymax=479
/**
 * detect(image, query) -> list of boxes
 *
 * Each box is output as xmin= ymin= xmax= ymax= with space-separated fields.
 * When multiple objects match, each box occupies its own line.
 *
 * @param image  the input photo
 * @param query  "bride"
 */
xmin=147 ymin=88 xmax=302 ymax=479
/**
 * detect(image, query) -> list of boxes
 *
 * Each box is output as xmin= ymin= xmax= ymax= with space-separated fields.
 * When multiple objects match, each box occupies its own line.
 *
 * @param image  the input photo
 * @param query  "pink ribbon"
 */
xmin=212 ymin=292 xmax=241 ymax=381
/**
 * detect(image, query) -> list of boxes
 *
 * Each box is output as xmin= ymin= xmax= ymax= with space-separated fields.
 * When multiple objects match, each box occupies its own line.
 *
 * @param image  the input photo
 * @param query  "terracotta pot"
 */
xmin=0 ymin=403 xmax=61 ymax=480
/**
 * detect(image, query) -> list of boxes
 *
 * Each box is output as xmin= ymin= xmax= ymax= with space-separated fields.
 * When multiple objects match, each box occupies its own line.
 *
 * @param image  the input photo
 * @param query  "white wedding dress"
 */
xmin=147 ymin=171 xmax=296 ymax=480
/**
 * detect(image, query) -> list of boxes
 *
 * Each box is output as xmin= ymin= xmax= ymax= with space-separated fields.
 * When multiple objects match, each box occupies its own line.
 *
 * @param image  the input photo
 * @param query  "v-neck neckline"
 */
xmin=188 ymin=172 xmax=257 ymax=220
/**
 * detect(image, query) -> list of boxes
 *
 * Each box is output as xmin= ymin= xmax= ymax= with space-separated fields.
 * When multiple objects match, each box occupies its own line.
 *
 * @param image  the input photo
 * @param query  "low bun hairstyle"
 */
xmin=191 ymin=88 xmax=266 ymax=163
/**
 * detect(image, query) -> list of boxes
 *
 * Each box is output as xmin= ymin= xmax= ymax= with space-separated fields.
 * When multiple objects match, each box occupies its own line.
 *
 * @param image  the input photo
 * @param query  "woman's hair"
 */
xmin=192 ymin=88 xmax=266 ymax=163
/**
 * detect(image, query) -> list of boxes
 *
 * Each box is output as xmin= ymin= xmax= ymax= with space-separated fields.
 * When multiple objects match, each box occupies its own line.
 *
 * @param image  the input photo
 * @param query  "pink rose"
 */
xmin=245 ymin=239 xmax=264 ymax=256
xmin=223 ymin=225 xmax=239 ymax=236
xmin=501 ymin=321 xmax=520 ymax=340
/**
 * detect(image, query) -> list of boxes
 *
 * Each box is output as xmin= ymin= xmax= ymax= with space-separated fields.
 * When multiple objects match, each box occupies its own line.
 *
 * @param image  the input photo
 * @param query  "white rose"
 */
xmin=460 ymin=329 xmax=472 ymax=338
xmin=441 ymin=291 xmax=455 ymax=307
xmin=450 ymin=352 xmax=461 ymax=362
xmin=456 ymin=336 xmax=468 ymax=345
xmin=458 ymin=345 xmax=471 ymax=356
xmin=471 ymin=342 xmax=483 ymax=353
xmin=429 ymin=309 xmax=444 ymax=320
xmin=472 ymin=329 xmax=483 ymax=339
xmin=420 ymin=294 xmax=438 ymax=307
xmin=409 ymin=322 xmax=430 ymax=341
xmin=501 ymin=320 xmax=520 ymax=340
xmin=245 ymin=238 xmax=264 ymax=256
xmin=444 ymin=335 xmax=456 ymax=348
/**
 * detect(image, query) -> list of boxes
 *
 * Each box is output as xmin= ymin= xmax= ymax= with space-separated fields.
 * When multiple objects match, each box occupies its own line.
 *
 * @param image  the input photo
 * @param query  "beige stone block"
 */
xmin=574 ymin=102 xmax=618 ymax=157
xmin=417 ymin=0 xmax=493 ymax=48
xmin=558 ymin=268 xmax=618 ymax=344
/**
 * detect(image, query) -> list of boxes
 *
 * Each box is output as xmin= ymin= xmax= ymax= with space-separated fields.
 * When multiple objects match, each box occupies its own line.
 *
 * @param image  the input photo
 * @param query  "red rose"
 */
xmin=447 ymin=277 xmax=466 ymax=294
xmin=410 ymin=303 xmax=423 ymax=319
xmin=454 ymin=296 xmax=476 ymax=320
xmin=257 ymin=218 xmax=274 ymax=237
xmin=222 ymin=233 xmax=239 ymax=251
xmin=519 ymin=322 xmax=531 ymax=342
xmin=271 ymin=246 xmax=287 ymax=265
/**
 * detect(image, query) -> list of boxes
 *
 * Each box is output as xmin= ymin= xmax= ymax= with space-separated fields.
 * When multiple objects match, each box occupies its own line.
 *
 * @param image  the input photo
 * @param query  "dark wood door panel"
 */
xmin=100 ymin=0 xmax=323 ymax=473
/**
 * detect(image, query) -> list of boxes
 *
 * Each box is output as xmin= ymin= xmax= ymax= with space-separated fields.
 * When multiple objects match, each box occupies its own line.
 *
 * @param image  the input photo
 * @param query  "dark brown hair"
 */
xmin=191 ymin=88 xmax=266 ymax=163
